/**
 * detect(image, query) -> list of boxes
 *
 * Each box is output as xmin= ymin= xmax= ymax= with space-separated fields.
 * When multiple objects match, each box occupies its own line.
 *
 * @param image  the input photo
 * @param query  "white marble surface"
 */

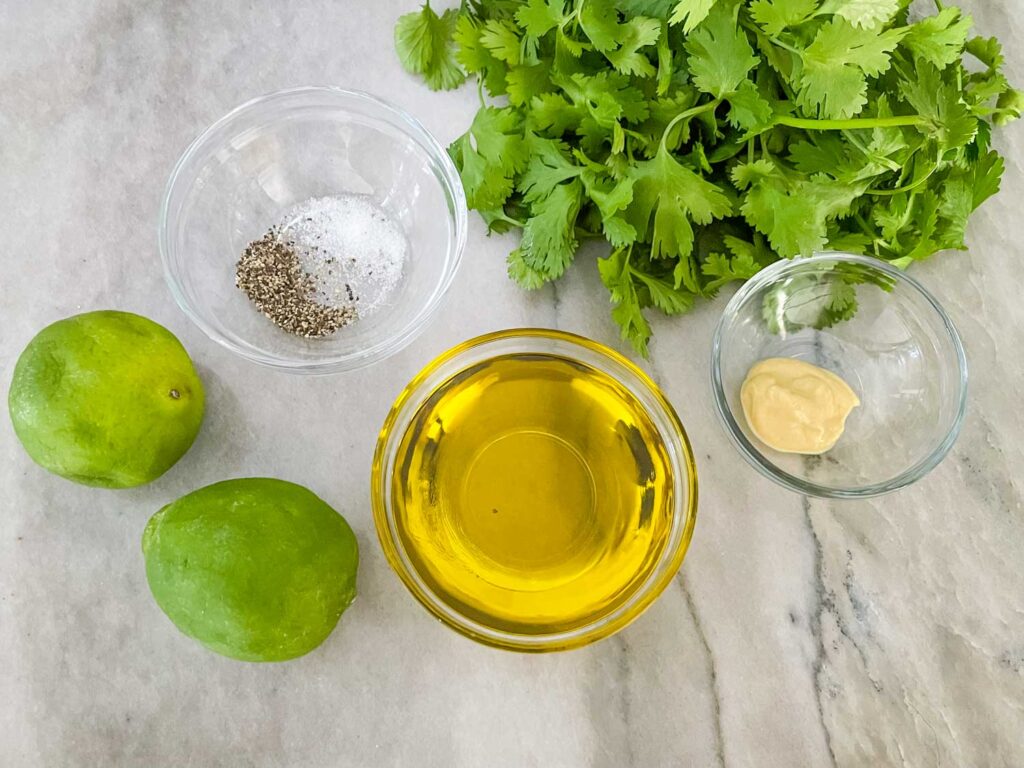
xmin=1 ymin=1 xmax=1023 ymax=766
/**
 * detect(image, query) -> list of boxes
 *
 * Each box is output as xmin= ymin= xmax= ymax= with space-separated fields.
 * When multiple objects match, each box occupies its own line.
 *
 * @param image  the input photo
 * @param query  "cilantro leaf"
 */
xmin=449 ymin=107 xmax=528 ymax=209
xmin=684 ymin=3 xmax=759 ymax=98
xmin=726 ymin=80 xmax=774 ymax=131
xmin=606 ymin=17 xmax=663 ymax=77
xmin=749 ymin=0 xmax=818 ymax=36
xmin=618 ymin=0 xmax=677 ymax=20
xmin=515 ymin=180 xmax=584 ymax=282
xmin=515 ymin=0 xmax=567 ymax=37
xmin=507 ymin=248 xmax=549 ymax=289
xmin=580 ymin=0 xmax=623 ymax=51
xmin=625 ymin=144 xmax=733 ymax=259
xmin=735 ymin=162 xmax=862 ymax=256
xmin=723 ymin=232 xmax=776 ymax=266
xmin=901 ymin=62 xmax=978 ymax=151
xmin=472 ymin=107 xmax=528 ymax=166
xmin=904 ymin=190 xmax=942 ymax=260
xmin=395 ymin=2 xmax=466 ymax=90
xmin=453 ymin=15 xmax=490 ymax=72
xmin=599 ymin=249 xmax=653 ymax=355
xmin=903 ymin=7 xmax=973 ymax=70
xmin=558 ymin=70 xmax=651 ymax=128
xmin=507 ymin=64 xmax=554 ymax=105
xmin=602 ymin=216 xmax=639 ymax=247
xmin=937 ymin=170 xmax=973 ymax=248
xmin=528 ymin=92 xmax=584 ymax=134
xmin=669 ymin=0 xmax=718 ymax=33
xmin=480 ymin=19 xmax=523 ymax=64
xmin=819 ymin=281 xmax=858 ymax=327
xmin=465 ymin=0 xmax=524 ymax=20
xmin=449 ymin=133 xmax=513 ymax=210
xmin=656 ymin=20 xmax=673 ymax=95
xmin=994 ymin=88 xmax=1024 ymax=127
xmin=969 ymin=149 xmax=1005 ymax=210
xmin=634 ymin=270 xmax=695 ymax=314
xmin=583 ymin=172 xmax=638 ymax=245
xmin=453 ymin=15 xmax=510 ymax=94
xmin=701 ymin=250 xmax=761 ymax=293
xmin=818 ymin=0 xmax=900 ymax=30
xmin=799 ymin=18 xmax=906 ymax=118
xmin=518 ymin=134 xmax=583 ymax=202
xmin=582 ymin=171 xmax=635 ymax=216
xmin=966 ymin=36 xmax=1004 ymax=70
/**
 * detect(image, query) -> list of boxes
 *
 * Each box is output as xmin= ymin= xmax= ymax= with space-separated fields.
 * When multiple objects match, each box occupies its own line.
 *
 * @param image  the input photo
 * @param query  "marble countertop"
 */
xmin=2 ymin=1 xmax=1023 ymax=765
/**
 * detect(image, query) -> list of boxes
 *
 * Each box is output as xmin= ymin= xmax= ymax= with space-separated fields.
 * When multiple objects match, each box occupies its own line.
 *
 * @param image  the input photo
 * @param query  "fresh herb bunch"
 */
xmin=395 ymin=0 xmax=1021 ymax=354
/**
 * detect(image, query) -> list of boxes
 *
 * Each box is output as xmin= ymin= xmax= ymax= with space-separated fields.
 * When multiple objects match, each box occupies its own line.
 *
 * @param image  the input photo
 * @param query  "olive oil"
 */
xmin=391 ymin=353 xmax=675 ymax=634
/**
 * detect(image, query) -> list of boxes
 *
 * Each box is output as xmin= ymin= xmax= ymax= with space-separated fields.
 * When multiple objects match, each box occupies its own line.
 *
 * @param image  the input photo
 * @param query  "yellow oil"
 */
xmin=392 ymin=353 xmax=675 ymax=634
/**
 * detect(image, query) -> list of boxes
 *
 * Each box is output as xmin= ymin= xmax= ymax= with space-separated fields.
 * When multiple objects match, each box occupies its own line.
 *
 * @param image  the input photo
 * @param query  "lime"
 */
xmin=8 ymin=310 xmax=204 ymax=488
xmin=142 ymin=478 xmax=358 ymax=662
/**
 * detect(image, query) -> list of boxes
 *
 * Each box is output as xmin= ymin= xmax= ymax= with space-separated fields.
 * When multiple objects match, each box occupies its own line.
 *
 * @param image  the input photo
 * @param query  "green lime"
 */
xmin=142 ymin=478 xmax=359 ymax=662
xmin=8 ymin=310 xmax=204 ymax=488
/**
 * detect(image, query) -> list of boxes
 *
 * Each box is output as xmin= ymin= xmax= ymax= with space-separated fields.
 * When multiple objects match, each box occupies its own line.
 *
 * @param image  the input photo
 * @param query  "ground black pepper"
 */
xmin=235 ymin=229 xmax=355 ymax=338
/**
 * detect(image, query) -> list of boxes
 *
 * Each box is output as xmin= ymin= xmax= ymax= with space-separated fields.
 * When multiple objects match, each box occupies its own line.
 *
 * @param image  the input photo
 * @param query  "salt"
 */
xmin=277 ymin=194 xmax=407 ymax=318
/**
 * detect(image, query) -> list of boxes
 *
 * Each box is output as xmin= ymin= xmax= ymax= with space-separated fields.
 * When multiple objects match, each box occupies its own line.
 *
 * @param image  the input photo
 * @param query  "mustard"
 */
xmin=740 ymin=358 xmax=860 ymax=455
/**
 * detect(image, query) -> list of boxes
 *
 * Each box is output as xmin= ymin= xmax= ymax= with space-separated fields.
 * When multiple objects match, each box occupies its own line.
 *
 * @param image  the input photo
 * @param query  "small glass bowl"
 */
xmin=372 ymin=330 xmax=698 ymax=652
xmin=159 ymin=87 xmax=466 ymax=373
xmin=712 ymin=253 xmax=968 ymax=499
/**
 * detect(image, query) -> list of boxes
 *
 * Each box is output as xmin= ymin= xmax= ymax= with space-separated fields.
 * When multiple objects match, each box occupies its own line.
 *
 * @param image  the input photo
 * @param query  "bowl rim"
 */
xmin=710 ymin=251 xmax=969 ymax=499
xmin=371 ymin=328 xmax=699 ymax=652
xmin=157 ymin=85 xmax=468 ymax=375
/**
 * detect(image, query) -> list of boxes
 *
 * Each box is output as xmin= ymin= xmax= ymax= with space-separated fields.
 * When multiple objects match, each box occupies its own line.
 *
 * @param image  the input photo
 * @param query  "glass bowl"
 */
xmin=712 ymin=253 xmax=967 ymax=498
xmin=159 ymin=87 xmax=466 ymax=373
xmin=372 ymin=330 xmax=698 ymax=652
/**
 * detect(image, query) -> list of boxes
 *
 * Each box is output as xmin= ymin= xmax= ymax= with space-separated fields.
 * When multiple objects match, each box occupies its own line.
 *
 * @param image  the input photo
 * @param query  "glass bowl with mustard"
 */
xmin=712 ymin=252 xmax=967 ymax=499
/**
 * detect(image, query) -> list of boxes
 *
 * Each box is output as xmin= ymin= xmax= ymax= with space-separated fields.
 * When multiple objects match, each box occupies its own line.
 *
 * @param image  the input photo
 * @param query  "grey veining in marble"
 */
xmin=1 ymin=1 xmax=1023 ymax=766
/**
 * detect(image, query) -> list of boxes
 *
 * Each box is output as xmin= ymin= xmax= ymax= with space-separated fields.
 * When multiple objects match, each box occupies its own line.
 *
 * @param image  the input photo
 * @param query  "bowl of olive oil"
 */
xmin=372 ymin=330 xmax=697 ymax=651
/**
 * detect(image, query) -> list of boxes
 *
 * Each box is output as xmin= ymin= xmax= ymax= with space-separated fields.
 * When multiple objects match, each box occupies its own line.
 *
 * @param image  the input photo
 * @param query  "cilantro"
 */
xmin=506 ymin=64 xmax=553 ymax=105
xmin=748 ymin=0 xmax=817 ymax=36
xmin=480 ymin=19 xmax=524 ymax=63
xmin=395 ymin=2 xmax=466 ymax=90
xmin=598 ymin=248 xmax=653 ymax=355
xmin=515 ymin=0 xmax=567 ymax=36
xmin=625 ymin=143 xmax=733 ymax=259
xmin=701 ymin=249 xmax=761 ymax=293
xmin=903 ymin=7 xmax=972 ymax=70
xmin=669 ymin=0 xmax=718 ymax=33
xmin=798 ymin=19 xmax=907 ymax=119
xmin=618 ymin=0 xmax=677 ymax=20
xmin=684 ymin=2 xmax=759 ymax=98
xmin=514 ymin=179 xmax=584 ymax=280
xmin=580 ymin=0 xmax=624 ymax=51
xmin=396 ymin=0 xmax=1019 ymax=356
xmin=606 ymin=18 xmax=663 ymax=77
xmin=818 ymin=0 xmax=901 ymax=30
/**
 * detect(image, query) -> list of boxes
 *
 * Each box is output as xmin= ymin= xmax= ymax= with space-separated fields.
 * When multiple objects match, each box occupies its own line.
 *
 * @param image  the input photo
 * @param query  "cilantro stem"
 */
xmin=901 ymin=192 xmax=919 ymax=231
xmin=769 ymin=36 xmax=802 ymax=56
xmin=774 ymin=115 xmax=924 ymax=131
xmin=492 ymin=212 xmax=526 ymax=228
xmin=660 ymin=99 xmax=721 ymax=151
xmin=572 ymin=148 xmax=607 ymax=173
xmin=867 ymin=163 xmax=938 ymax=196
xmin=853 ymin=212 xmax=875 ymax=239
xmin=842 ymin=129 xmax=871 ymax=158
